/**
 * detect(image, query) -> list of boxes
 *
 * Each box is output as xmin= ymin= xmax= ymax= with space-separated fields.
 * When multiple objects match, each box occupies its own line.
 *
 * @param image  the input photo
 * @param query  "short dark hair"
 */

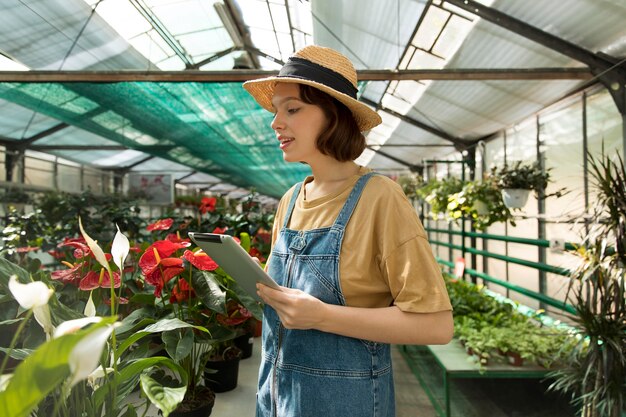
xmin=299 ymin=84 xmax=366 ymax=162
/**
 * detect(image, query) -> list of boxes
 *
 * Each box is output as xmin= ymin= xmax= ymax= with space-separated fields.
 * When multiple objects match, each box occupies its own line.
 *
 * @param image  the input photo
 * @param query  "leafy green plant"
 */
xmin=491 ymin=161 xmax=550 ymax=191
xmin=447 ymin=179 xmax=514 ymax=230
xmin=549 ymin=150 xmax=626 ymax=417
xmin=418 ymin=177 xmax=464 ymax=219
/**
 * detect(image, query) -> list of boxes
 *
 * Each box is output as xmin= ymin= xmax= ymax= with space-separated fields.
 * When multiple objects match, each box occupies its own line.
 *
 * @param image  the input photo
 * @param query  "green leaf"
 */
xmin=0 ymin=318 xmax=23 ymax=326
xmin=0 ymin=257 xmax=30 ymax=287
xmin=226 ymin=278 xmax=263 ymax=320
xmin=93 ymin=356 xmax=187 ymax=411
xmin=0 ymin=347 xmax=33 ymax=360
xmin=140 ymin=367 xmax=187 ymax=417
xmin=0 ymin=318 xmax=116 ymax=417
xmin=193 ymin=271 xmax=226 ymax=314
xmin=163 ymin=328 xmax=193 ymax=362
xmin=116 ymin=318 xmax=209 ymax=357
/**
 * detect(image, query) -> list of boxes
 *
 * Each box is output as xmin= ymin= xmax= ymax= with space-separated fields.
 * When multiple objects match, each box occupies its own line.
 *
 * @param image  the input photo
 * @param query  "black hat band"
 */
xmin=277 ymin=56 xmax=358 ymax=99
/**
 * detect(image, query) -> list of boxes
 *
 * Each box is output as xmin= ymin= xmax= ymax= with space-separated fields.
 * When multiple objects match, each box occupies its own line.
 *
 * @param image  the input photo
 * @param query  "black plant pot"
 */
xmin=165 ymin=386 xmax=215 ymax=417
xmin=205 ymin=356 xmax=241 ymax=393
xmin=234 ymin=333 xmax=254 ymax=359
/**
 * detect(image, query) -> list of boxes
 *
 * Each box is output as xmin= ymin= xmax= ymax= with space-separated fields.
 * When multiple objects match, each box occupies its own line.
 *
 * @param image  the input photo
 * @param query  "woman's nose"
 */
xmin=271 ymin=112 xmax=284 ymax=131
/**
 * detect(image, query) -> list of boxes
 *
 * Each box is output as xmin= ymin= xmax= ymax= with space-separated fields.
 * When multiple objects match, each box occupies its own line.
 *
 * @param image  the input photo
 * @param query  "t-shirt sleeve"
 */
xmin=382 ymin=236 xmax=452 ymax=313
xmin=371 ymin=178 xmax=452 ymax=314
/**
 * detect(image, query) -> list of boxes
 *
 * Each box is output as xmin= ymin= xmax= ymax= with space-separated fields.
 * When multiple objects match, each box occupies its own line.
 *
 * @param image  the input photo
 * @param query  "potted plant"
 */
xmin=490 ymin=161 xmax=554 ymax=208
xmin=549 ymin=151 xmax=626 ymax=417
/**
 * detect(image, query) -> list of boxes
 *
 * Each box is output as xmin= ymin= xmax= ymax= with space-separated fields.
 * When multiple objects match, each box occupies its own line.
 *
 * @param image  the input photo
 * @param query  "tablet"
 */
xmin=188 ymin=232 xmax=280 ymax=302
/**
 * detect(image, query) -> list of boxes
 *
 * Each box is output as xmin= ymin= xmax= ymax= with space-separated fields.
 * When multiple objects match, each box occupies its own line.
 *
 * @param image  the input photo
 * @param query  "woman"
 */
xmin=243 ymin=45 xmax=453 ymax=417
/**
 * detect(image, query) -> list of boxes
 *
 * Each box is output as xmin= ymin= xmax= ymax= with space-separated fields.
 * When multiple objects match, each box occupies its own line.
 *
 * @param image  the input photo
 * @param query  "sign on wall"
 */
xmin=128 ymin=173 xmax=173 ymax=205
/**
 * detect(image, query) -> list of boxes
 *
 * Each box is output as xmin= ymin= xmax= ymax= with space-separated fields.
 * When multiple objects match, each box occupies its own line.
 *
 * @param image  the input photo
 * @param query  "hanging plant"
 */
xmin=417 ymin=177 xmax=464 ymax=219
xmin=490 ymin=161 xmax=565 ymax=208
xmin=447 ymin=178 xmax=514 ymax=230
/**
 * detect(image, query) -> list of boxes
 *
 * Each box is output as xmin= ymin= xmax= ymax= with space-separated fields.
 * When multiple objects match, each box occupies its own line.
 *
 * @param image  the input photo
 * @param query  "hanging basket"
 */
xmin=501 ymin=188 xmax=530 ymax=209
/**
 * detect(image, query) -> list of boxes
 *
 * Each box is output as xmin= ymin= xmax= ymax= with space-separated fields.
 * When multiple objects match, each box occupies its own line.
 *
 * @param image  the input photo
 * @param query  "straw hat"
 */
xmin=243 ymin=45 xmax=382 ymax=131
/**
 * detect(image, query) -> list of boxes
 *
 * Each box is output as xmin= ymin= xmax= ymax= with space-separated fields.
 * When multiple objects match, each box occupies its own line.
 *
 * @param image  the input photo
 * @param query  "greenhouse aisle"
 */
xmin=135 ymin=338 xmax=437 ymax=416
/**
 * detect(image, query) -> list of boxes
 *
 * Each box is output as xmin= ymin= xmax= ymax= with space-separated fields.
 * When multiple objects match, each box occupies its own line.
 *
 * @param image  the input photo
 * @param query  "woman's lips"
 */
xmin=279 ymin=137 xmax=294 ymax=150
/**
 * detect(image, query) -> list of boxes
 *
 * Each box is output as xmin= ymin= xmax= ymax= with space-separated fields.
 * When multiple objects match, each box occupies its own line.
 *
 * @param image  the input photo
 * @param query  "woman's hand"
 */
xmin=256 ymin=283 xmax=326 ymax=330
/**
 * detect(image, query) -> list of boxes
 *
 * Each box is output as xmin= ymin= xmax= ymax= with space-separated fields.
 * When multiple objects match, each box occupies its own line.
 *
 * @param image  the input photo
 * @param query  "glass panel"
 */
xmin=432 ymin=14 xmax=473 ymax=59
xmin=58 ymin=165 xmax=81 ymax=192
xmin=411 ymin=6 xmax=449 ymax=50
xmin=541 ymin=99 xmax=585 ymax=218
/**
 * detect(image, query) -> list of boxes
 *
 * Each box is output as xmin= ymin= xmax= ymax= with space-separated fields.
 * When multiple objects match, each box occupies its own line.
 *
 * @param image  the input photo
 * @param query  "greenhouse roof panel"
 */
xmin=1 ymin=0 xmax=625 ymax=194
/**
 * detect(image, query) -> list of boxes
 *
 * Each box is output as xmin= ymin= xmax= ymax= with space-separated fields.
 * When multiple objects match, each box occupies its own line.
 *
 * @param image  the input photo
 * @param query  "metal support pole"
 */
xmin=537 ymin=116 xmax=547 ymax=310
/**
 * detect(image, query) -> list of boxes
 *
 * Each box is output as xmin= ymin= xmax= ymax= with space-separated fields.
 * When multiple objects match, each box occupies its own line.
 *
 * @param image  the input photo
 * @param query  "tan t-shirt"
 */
xmin=269 ymin=167 xmax=452 ymax=314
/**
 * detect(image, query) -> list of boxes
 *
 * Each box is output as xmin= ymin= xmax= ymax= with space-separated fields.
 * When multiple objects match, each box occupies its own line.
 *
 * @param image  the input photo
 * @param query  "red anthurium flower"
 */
xmin=79 ymin=270 xmax=121 ymax=291
xmin=166 ymin=233 xmax=191 ymax=245
xmin=15 ymin=246 xmax=40 ymax=253
xmin=217 ymin=301 xmax=253 ymax=327
xmin=183 ymin=250 xmax=218 ymax=271
xmin=199 ymin=197 xmax=217 ymax=214
xmin=139 ymin=241 xmax=187 ymax=297
xmin=248 ymin=247 xmax=266 ymax=263
xmin=146 ymin=218 xmax=174 ymax=232
xmin=104 ymin=296 xmax=129 ymax=305
xmin=58 ymin=237 xmax=91 ymax=259
xmin=51 ymin=262 xmax=84 ymax=285
xmin=139 ymin=240 xmax=188 ymax=272
xmin=170 ymin=278 xmax=195 ymax=303
xmin=48 ymin=249 xmax=65 ymax=260
xmin=212 ymin=226 xmax=227 ymax=234
xmin=255 ymin=231 xmax=271 ymax=244
xmin=145 ymin=257 xmax=185 ymax=297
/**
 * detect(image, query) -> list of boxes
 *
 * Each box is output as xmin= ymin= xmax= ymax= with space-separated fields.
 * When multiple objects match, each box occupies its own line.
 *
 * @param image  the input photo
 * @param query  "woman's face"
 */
xmin=270 ymin=82 xmax=328 ymax=164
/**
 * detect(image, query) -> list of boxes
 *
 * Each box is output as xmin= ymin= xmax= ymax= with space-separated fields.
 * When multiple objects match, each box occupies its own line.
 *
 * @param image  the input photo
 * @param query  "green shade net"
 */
xmin=0 ymin=82 xmax=311 ymax=198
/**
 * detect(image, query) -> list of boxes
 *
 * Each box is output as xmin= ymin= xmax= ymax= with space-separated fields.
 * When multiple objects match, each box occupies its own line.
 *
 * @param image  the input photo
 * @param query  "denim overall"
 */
xmin=256 ymin=173 xmax=395 ymax=417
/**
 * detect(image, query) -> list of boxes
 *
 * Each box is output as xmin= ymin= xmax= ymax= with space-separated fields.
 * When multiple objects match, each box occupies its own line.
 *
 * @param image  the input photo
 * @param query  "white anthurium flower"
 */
xmin=0 ymin=373 xmax=12 ymax=392
xmin=33 ymin=304 xmax=54 ymax=340
xmin=78 ymin=217 xmax=109 ymax=270
xmin=8 ymin=275 xmax=53 ymax=309
xmin=53 ymin=317 xmax=102 ymax=339
xmin=84 ymin=291 xmax=96 ymax=317
xmin=111 ymin=224 xmax=130 ymax=273
xmin=87 ymin=365 xmax=114 ymax=390
xmin=68 ymin=324 xmax=118 ymax=387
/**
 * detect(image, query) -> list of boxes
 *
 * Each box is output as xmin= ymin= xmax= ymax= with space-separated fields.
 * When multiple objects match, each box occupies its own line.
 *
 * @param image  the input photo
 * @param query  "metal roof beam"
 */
xmin=0 ymin=67 xmax=592 ymax=83
xmin=361 ymin=97 xmax=466 ymax=149
xmin=444 ymin=0 xmax=626 ymax=115
xmin=444 ymin=0 xmax=623 ymax=75
xmin=367 ymin=146 xmax=422 ymax=173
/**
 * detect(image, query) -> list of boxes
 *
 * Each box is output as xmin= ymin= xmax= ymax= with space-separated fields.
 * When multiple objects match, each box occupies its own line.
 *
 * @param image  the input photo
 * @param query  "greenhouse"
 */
xmin=0 ymin=0 xmax=624 ymax=416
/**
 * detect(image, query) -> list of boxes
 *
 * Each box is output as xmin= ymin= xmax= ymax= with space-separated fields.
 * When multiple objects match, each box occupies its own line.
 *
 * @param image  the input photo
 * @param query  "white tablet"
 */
xmin=188 ymin=232 xmax=280 ymax=302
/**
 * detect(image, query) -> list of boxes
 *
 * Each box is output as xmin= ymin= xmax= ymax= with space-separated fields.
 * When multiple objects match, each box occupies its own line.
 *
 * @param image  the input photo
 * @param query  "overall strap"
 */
xmin=333 ymin=172 xmax=377 ymax=230
xmin=282 ymin=182 xmax=303 ymax=230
